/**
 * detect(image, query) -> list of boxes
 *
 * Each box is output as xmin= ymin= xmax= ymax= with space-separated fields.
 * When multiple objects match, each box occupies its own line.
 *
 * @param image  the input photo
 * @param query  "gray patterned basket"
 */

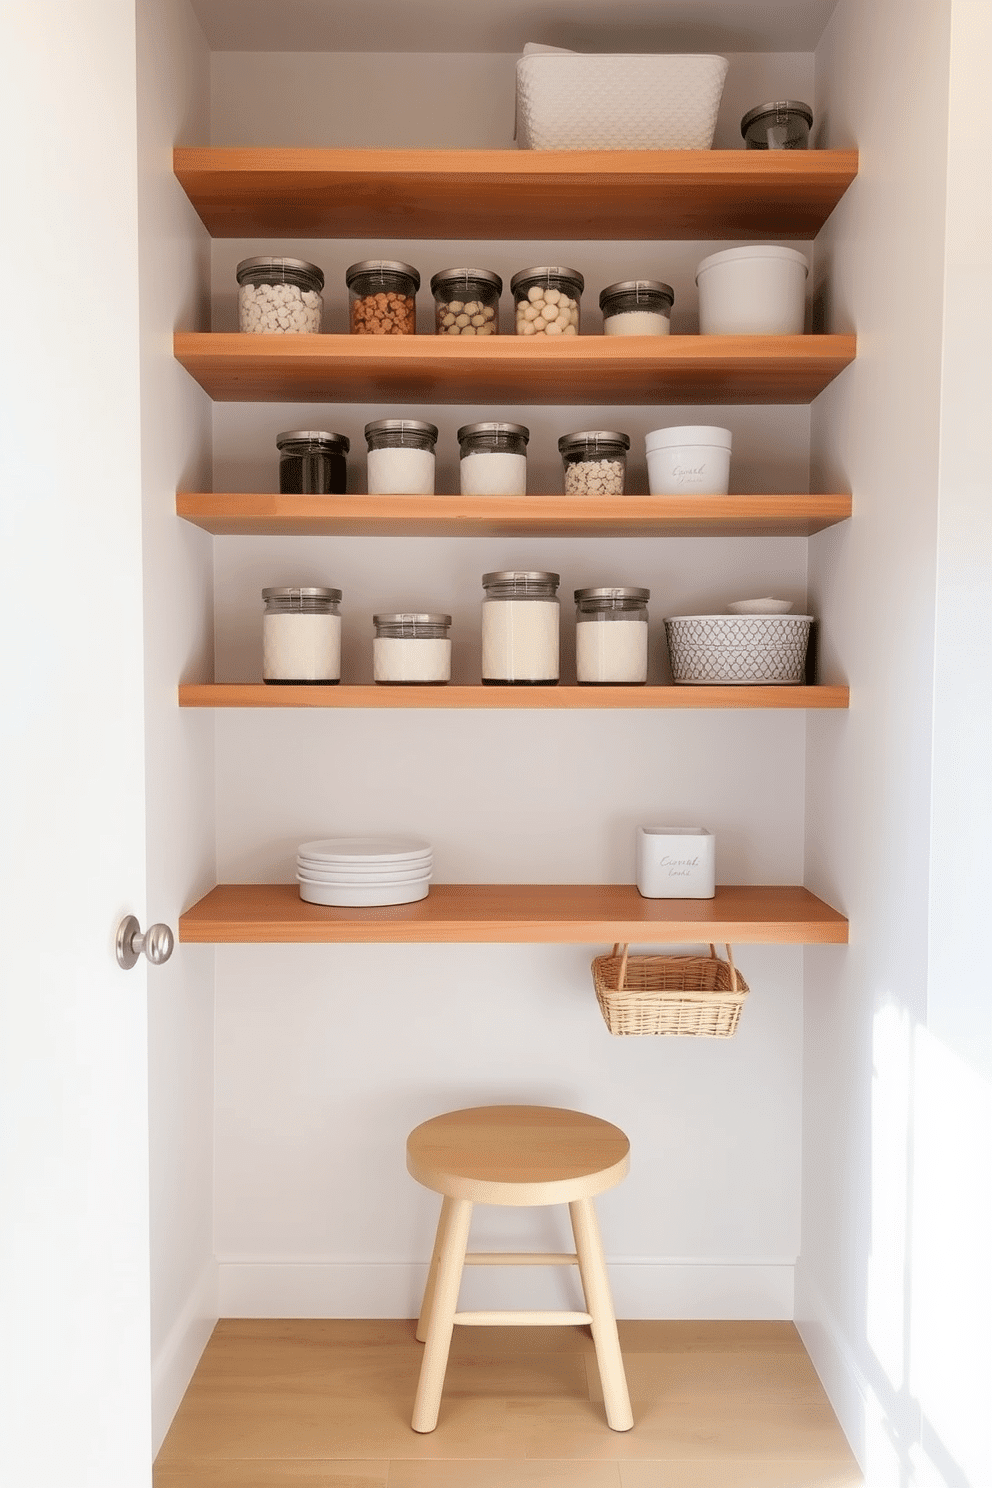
xmin=665 ymin=614 xmax=813 ymax=685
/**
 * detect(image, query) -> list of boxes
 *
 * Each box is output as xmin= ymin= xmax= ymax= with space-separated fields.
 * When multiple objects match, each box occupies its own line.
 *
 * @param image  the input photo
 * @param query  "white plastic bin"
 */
xmin=645 ymin=426 xmax=732 ymax=495
xmin=696 ymin=245 xmax=809 ymax=335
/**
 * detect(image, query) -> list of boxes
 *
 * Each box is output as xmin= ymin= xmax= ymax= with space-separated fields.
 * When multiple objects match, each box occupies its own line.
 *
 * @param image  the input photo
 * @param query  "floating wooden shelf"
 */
xmin=176 ymin=491 xmax=853 ymax=539
xmin=174 ymin=332 xmax=856 ymax=406
xmin=173 ymin=147 xmax=859 ymax=241
xmin=178 ymin=683 xmax=848 ymax=711
xmin=178 ymin=883 xmax=848 ymax=946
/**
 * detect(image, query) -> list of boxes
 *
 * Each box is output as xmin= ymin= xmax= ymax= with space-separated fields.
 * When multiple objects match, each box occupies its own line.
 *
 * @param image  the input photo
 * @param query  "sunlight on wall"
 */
xmin=868 ymin=1002 xmax=912 ymax=1394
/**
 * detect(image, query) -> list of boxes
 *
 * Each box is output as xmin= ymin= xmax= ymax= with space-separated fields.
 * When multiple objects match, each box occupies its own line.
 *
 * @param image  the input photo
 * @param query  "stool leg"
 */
xmin=416 ymin=1195 xmax=454 ymax=1343
xmin=569 ymin=1197 xmax=633 ymax=1432
xmin=411 ymin=1196 xmax=473 ymax=1433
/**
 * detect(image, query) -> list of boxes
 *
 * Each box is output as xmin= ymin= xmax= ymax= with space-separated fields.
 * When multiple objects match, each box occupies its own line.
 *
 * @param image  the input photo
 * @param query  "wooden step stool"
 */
xmin=406 ymin=1103 xmax=633 ymax=1433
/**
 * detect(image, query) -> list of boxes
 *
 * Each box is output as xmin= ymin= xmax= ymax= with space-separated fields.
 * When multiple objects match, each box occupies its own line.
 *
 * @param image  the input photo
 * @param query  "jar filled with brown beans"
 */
xmin=346 ymin=260 xmax=420 ymax=335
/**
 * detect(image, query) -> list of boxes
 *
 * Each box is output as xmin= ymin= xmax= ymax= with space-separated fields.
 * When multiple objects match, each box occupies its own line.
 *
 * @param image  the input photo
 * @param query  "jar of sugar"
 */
xmin=373 ymin=613 xmax=452 ymax=685
xmin=510 ymin=266 xmax=583 ymax=338
xmin=346 ymin=260 xmax=419 ymax=335
xmin=237 ymin=257 xmax=324 ymax=333
xmin=558 ymin=430 xmax=630 ymax=495
xmin=431 ymin=268 xmax=501 ymax=336
xmin=599 ymin=280 xmax=674 ymax=336
xmin=277 ymin=430 xmax=349 ymax=494
xmin=481 ymin=571 xmax=560 ymax=685
xmin=575 ymin=587 xmax=650 ymax=685
xmin=364 ymin=420 xmax=438 ymax=495
xmin=262 ymin=587 xmax=341 ymax=684
xmin=458 ymin=423 xmax=529 ymax=496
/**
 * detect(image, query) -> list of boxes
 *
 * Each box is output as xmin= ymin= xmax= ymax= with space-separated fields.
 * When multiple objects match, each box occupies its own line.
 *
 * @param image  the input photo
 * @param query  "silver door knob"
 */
xmin=116 ymin=915 xmax=175 ymax=970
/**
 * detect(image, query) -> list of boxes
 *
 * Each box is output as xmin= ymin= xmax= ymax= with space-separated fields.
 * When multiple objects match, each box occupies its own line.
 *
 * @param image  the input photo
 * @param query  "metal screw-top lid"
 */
xmin=457 ymin=422 xmax=530 ymax=443
xmin=346 ymin=260 xmax=421 ymax=290
xmin=574 ymin=586 xmax=650 ymax=602
xmin=364 ymin=419 xmax=439 ymax=439
xmin=236 ymin=256 xmax=325 ymax=289
xmin=741 ymin=100 xmax=813 ymax=135
xmin=483 ymin=571 xmax=559 ymax=587
xmin=373 ymin=613 xmax=452 ymax=627
xmin=558 ymin=430 xmax=631 ymax=456
xmin=430 ymin=267 xmax=503 ymax=294
xmin=599 ymin=280 xmax=675 ymax=309
xmin=276 ymin=429 xmax=350 ymax=454
xmin=510 ymin=266 xmax=585 ymax=295
xmin=262 ymin=586 xmax=342 ymax=603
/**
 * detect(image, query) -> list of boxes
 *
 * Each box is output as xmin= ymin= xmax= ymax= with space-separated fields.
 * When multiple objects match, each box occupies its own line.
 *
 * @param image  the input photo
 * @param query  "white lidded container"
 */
xmin=481 ymin=570 xmax=559 ymax=685
xmin=696 ymin=245 xmax=809 ymax=335
xmin=636 ymin=826 xmax=716 ymax=900
xmin=365 ymin=419 xmax=438 ymax=495
xmin=646 ymin=426 xmax=732 ymax=496
xmin=373 ymin=613 xmax=452 ymax=685
xmin=262 ymin=586 xmax=341 ymax=684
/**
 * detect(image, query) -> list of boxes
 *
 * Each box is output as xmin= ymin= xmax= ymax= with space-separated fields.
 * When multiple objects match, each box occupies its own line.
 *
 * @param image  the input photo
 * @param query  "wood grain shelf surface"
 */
xmin=179 ymin=683 xmax=849 ymax=711
xmin=176 ymin=490 xmax=853 ymax=538
xmin=174 ymin=332 xmax=856 ymax=405
xmin=173 ymin=147 xmax=859 ymax=240
xmin=178 ymin=882 xmax=849 ymax=945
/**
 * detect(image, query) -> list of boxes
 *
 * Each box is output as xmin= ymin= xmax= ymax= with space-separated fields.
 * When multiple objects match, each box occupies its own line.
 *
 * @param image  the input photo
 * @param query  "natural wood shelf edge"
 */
xmin=178 ymin=683 xmax=849 ymax=711
xmin=178 ymin=883 xmax=849 ymax=945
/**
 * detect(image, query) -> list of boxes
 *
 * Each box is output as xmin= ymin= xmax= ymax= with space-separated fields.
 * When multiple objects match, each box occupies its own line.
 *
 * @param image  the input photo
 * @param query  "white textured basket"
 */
xmin=665 ymin=614 xmax=813 ymax=685
xmin=515 ymin=49 xmax=729 ymax=151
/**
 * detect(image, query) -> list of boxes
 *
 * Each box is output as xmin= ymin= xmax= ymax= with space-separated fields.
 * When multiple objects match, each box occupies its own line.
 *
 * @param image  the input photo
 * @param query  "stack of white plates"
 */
xmin=296 ymin=835 xmax=433 ymax=906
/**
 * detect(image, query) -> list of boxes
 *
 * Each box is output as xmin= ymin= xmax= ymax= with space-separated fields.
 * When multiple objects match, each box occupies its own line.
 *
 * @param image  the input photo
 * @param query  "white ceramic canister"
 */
xmin=262 ymin=586 xmax=341 ymax=684
xmin=365 ymin=419 xmax=438 ymax=495
xmin=636 ymin=826 xmax=716 ymax=900
xmin=481 ymin=570 xmax=560 ymax=684
xmin=695 ymin=244 xmax=809 ymax=335
xmin=645 ymin=426 xmax=732 ymax=496
xmin=373 ymin=613 xmax=452 ymax=684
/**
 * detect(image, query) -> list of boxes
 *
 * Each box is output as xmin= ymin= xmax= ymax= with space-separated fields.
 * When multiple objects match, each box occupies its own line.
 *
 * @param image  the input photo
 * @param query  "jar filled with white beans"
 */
xmin=558 ymin=430 xmax=630 ymax=495
xmin=599 ymin=280 xmax=674 ymax=336
xmin=237 ymin=257 xmax=324 ymax=333
xmin=346 ymin=260 xmax=419 ymax=335
xmin=510 ymin=266 xmax=583 ymax=338
xmin=482 ymin=571 xmax=560 ymax=685
xmin=365 ymin=419 xmax=438 ymax=494
xmin=575 ymin=587 xmax=650 ymax=686
xmin=373 ymin=614 xmax=452 ymax=685
xmin=458 ymin=423 xmax=529 ymax=496
xmin=262 ymin=587 xmax=341 ymax=684
xmin=430 ymin=267 xmax=501 ymax=336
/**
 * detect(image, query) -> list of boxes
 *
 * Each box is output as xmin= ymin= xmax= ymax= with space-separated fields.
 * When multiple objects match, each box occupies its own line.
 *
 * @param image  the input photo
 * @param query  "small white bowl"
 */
xmin=727 ymin=598 xmax=793 ymax=615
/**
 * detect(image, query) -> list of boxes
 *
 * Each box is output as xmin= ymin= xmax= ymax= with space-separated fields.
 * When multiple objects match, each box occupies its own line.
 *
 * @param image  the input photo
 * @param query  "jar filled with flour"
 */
xmin=575 ymin=587 xmax=649 ymax=685
xmin=365 ymin=419 xmax=438 ymax=494
xmin=481 ymin=571 xmax=559 ymax=685
xmin=237 ymin=257 xmax=324 ymax=333
xmin=599 ymin=280 xmax=674 ymax=335
xmin=458 ymin=422 xmax=529 ymax=495
xmin=262 ymin=587 xmax=341 ymax=684
xmin=373 ymin=613 xmax=452 ymax=685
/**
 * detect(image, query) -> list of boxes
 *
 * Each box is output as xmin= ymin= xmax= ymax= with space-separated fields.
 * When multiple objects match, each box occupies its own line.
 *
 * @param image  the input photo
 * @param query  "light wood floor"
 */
xmin=154 ymin=1319 xmax=863 ymax=1488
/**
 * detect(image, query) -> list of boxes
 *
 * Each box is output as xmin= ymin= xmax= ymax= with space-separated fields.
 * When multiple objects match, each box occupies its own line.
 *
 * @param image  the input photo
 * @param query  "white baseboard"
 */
xmin=217 ymin=1258 xmax=794 ymax=1320
xmin=151 ymin=1260 xmax=218 ymax=1458
xmin=794 ymin=1265 xmax=869 ymax=1477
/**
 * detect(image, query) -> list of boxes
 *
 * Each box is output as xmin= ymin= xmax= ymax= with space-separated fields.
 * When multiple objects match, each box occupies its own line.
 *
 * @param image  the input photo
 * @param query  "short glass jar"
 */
xmin=558 ymin=430 xmax=630 ymax=495
xmin=741 ymin=100 xmax=813 ymax=150
xmin=431 ymin=268 xmax=501 ymax=336
xmin=599 ymin=280 xmax=674 ymax=336
xmin=262 ymin=587 xmax=341 ymax=684
xmin=346 ymin=260 xmax=419 ymax=335
xmin=237 ymin=257 xmax=324 ymax=333
xmin=510 ymin=266 xmax=583 ymax=337
xmin=365 ymin=420 xmax=438 ymax=495
xmin=276 ymin=430 xmax=349 ymax=494
xmin=481 ymin=571 xmax=560 ymax=685
xmin=458 ymin=423 xmax=529 ymax=496
xmin=373 ymin=613 xmax=452 ymax=685
xmin=575 ymin=587 xmax=650 ymax=685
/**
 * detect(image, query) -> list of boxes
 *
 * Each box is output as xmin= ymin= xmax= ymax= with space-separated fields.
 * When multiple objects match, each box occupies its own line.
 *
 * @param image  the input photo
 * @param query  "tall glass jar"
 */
xmin=458 ymin=423 xmax=529 ymax=496
xmin=431 ymin=268 xmax=501 ymax=336
xmin=481 ymin=571 xmax=560 ymax=685
xmin=262 ymin=587 xmax=342 ymax=684
xmin=373 ymin=613 xmax=452 ymax=685
xmin=237 ymin=257 xmax=324 ymax=333
xmin=558 ymin=431 xmax=630 ymax=494
xmin=574 ymin=587 xmax=649 ymax=685
xmin=346 ymin=260 xmax=419 ymax=335
xmin=511 ymin=266 xmax=583 ymax=337
xmin=276 ymin=430 xmax=349 ymax=494
xmin=364 ymin=420 xmax=438 ymax=494
xmin=599 ymin=280 xmax=674 ymax=336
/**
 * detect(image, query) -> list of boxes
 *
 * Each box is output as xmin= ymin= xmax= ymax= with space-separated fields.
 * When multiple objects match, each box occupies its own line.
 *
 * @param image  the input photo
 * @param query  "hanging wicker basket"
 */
xmin=591 ymin=942 xmax=749 ymax=1037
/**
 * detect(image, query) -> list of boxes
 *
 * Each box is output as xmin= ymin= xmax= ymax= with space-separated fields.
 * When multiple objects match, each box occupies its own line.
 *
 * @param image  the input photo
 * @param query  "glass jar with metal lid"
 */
xmin=599 ymin=280 xmax=674 ymax=336
xmin=458 ymin=423 xmax=529 ymax=496
xmin=558 ymin=431 xmax=630 ymax=495
xmin=276 ymin=430 xmax=350 ymax=494
xmin=237 ymin=257 xmax=324 ymax=333
xmin=431 ymin=268 xmax=502 ymax=337
xmin=511 ymin=266 xmax=583 ymax=337
xmin=364 ymin=419 xmax=438 ymax=495
xmin=481 ymin=571 xmax=560 ymax=685
xmin=346 ymin=259 xmax=420 ymax=335
xmin=741 ymin=100 xmax=812 ymax=150
xmin=575 ymin=587 xmax=650 ymax=685
xmin=373 ymin=613 xmax=452 ymax=685
xmin=262 ymin=587 xmax=342 ymax=684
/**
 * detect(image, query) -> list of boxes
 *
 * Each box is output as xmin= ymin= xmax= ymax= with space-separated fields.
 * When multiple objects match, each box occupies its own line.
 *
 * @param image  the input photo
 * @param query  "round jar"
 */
xmin=365 ymin=420 xmax=438 ymax=495
xmin=558 ymin=430 xmax=630 ymax=495
xmin=262 ymin=587 xmax=341 ymax=684
xmin=276 ymin=430 xmax=349 ymax=494
xmin=695 ymin=245 xmax=809 ymax=335
xmin=645 ymin=426 xmax=732 ymax=495
xmin=458 ymin=423 xmax=529 ymax=496
xmin=373 ymin=613 xmax=452 ymax=685
xmin=599 ymin=280 xmax=674 ymax=336
xmin=575 ymin=587 xmax=650 ymax=685
xmin=346 ymin=260 xmax=419 ymax=335
xmin=741 ymin=100 xmax=813 ymax=150
xmin=431 ymin=268 xmax=501 ymax=336
xmin=237 ymin=257 xmax=324 ymax=333
xmin=481 ymin=571 xmax=559 ymax=685
xmin=510 ymin=266 xmax=583 ymax=338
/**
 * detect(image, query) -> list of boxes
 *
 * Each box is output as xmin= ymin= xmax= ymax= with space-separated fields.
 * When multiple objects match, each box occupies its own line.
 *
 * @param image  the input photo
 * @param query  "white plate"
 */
xmin=726 ymin=598 xmax=794 ymax=615
xmin=298 ymin=879 xmax=431 ymax=907
xmin=298 ymin=835 xmax=432 ymax=864
xmin=296 ymin=867 xmax=433 ymax=885
xmin=296 ymin=856 xmax=432 ymax=876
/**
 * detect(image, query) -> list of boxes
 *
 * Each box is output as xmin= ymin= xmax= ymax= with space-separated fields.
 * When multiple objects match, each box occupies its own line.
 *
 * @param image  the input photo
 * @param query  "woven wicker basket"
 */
xmin=591 ymin=942 xmax=749 ymax=1037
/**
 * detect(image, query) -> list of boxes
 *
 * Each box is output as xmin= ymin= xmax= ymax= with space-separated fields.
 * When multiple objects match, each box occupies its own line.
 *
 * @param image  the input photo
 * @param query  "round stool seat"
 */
xmin=406 ymin=1104 xmax=630 ymax=1207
